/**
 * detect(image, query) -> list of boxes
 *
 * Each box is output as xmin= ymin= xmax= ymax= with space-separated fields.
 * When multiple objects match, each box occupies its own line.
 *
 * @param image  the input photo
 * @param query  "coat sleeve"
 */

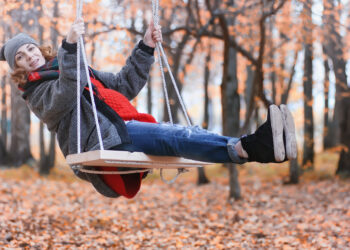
xmin=26 ymin=43 xmax=87 ymax=131
xmin=94 ymin=42 xmax=155 ymax=100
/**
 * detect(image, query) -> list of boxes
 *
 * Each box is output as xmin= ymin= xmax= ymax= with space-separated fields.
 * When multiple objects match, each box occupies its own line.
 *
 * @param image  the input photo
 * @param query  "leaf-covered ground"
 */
xmin=0 ymin=163 xmax=349 ymax=249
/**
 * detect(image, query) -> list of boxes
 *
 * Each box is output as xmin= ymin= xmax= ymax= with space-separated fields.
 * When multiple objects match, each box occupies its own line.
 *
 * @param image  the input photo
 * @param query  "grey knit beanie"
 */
xmin=0 ymin=33 xmax=39 ymax=70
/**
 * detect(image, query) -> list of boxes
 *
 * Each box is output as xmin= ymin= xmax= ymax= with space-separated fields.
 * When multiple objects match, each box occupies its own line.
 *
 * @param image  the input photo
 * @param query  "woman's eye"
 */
xmin=29 ymin=47 xmax=33 ymax=51
xmin=16 ymin=56 xmax=22 ymax=61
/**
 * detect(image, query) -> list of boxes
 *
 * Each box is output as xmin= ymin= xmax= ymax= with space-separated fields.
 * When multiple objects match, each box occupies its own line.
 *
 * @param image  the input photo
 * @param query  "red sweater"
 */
xmin=90 ymin=77 xmax=156 ymax=198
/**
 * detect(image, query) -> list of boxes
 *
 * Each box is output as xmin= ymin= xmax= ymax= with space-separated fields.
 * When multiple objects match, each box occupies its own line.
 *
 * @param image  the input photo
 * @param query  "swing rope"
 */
xmin=76 ymin=0 xmax=104 ymax=154
xmin=152 ymin=0 xmax=172 ymax=124
xmin=152 ymin=0 xmax=192 ymax=127
xmin=76 ymin=0 xmax=82 ymax=154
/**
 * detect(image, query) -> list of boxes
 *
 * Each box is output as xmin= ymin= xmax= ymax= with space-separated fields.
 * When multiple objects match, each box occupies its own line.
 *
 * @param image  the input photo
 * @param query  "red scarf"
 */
xmin=90 ymin=77 xmax=156 ymax=199
xmin=89 ymin=77 xmax=156 ymax=123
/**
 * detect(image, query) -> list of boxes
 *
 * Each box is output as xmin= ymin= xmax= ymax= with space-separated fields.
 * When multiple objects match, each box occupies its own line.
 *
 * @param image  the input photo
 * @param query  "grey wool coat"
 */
xmin=25 ymin=40 xmax=154 ymax=198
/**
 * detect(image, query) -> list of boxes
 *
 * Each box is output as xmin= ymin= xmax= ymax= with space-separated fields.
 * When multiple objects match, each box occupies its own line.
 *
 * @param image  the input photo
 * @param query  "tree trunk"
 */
xmin=48 ymin=0 xmax=59 ymax=169
xmin=39 ymin=122 xmax=49 ymax=174
xmin=220 ymin=33 xmax=241 ymax=200
xmin=281 ymin=50 xmax=298 ymax=105
xmin=321 ymin=45 xmax=337 ymax=149
xmin=0 ymin=75 xmax=8 ymax=164
xmin=161 ymin=31 xmax=191 ymax=124
xmin=162 ymin=70 xmax=179 ymax=123
xmin=7 ymin=0 xmax=36 ymax=167
xmin=302 ymin=46 xmax=315 ymax=170
xmin=0 ymin=76 xmax=7 ymax=164
xmin=336 ymin=97 xmax=350 ymax=176
xmin=214 ymin=0 xmax=242 ymax=200
xmin=322 ymin=58 xmax=332 ymax=149
xmin=197 ymin=40 xmax=212 ymax=185
xmin=50 ymin=0 xmax=59 ymax=50
xmin=35 ymin=0 xmax=56 ymax=175
xmin=10 ymin=86 xmax=33 ymax=166
xmin=269 ymin=18 xmax=277 ymax=104
xmin=244 ymin=65 xmax=255 ymax=134
xmin=289 ymin=158 xmax=299 ymax=184
xmin=323 ymin=0 xmax=350 ymax=175
xmin=90 ymin=19 xmax=97 ymax=66
xmin=38 ymin=0 xmax=46 ymax=172
xmin=228 ymin=162 xmax=240 ymax=202
xmin=0 ymin=139 xmax=6 ymax=165
xmin=202 ymin=44 xmax=211 ymax=131
xmin=0 ymin=22 xmax=10 ymax=166
xmin=48 ymin=131 xmax=56 ymax=166
xmin=302 ymin=1 xmax=314 ymax=170
xmin=280 ymin=49 xmax=299 ymax=183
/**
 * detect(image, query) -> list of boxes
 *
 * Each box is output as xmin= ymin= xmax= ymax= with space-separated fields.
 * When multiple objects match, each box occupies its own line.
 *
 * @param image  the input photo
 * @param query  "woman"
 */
xmin=0 ymin=19 xmax=297 ymax=199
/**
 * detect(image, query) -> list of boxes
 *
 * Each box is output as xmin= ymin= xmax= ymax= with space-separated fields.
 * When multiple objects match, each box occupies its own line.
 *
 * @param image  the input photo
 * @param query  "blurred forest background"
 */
xmin=0 ymin=0 xmax=349 ymax=248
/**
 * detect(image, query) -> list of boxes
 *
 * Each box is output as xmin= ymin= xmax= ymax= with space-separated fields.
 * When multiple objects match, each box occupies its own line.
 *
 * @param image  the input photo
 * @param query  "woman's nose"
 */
xmin=26 ymin=53 xmax=33 ymax=61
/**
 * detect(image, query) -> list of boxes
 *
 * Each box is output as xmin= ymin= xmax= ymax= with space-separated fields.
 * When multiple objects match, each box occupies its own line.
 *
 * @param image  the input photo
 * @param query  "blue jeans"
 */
xmin=111 ymin=121 xmax=247 ymax=164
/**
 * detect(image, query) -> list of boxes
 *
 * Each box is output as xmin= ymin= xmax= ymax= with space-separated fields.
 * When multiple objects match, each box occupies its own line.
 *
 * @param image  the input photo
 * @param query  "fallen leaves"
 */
xmin=0 ymin=175 xmax=349 ymax=248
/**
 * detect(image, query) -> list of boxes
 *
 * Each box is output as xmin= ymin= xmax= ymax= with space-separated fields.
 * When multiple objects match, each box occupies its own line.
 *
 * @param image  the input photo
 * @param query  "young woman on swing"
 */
xmin=0 ymin=19 xmax=297 ymax=199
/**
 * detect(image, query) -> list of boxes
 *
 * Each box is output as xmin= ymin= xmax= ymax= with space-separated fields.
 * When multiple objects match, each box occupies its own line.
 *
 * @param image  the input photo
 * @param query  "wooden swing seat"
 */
xmin=66 ymin=150 xmax=213 ymax=169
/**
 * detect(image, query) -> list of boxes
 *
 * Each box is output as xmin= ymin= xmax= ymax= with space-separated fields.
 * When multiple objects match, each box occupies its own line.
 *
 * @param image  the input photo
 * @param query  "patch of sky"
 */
xmin=312 ymin=0 xmax=323 ymax=26
xmin=291 ymin=0 xmax=303 ymax=19
xmin=135 ymin=13 xmax=145 ymax=32
xmin=313 ymin=41 xmax=326 ymax=103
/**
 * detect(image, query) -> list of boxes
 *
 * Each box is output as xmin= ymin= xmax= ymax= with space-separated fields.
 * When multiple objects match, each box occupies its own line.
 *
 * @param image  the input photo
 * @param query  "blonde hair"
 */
xmin=11 ymin=45 xmax=57 ymax=86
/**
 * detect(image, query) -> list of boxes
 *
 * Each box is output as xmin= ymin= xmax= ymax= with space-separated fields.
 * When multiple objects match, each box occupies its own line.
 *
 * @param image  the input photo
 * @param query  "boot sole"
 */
xmin=280 ymin=104 xmax=297 ymax=159
xmin=269 ymin=105 xmax=285 ymax=162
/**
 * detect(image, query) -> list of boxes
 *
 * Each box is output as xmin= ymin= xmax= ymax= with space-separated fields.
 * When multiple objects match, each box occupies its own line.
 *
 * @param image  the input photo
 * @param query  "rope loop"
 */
xmin=160 ymin=168 xmax=189 ymax=184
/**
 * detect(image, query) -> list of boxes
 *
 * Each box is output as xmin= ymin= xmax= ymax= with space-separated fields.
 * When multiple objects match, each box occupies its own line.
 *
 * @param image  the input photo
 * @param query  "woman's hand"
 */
xmin=143 ymin=21 xmax=162 ymax=48
xmin=66 ymin=18 xmax=85 ymax=44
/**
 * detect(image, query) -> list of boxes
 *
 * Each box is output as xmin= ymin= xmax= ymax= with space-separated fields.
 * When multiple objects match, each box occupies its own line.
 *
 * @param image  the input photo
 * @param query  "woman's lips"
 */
xmin=30 ymin=59 xmax=38 ymax=68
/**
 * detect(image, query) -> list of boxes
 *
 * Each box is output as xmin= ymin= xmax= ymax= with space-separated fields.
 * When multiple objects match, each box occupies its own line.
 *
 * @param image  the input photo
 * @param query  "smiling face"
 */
xmin=15 ymin=44 xmax=46 ymax=72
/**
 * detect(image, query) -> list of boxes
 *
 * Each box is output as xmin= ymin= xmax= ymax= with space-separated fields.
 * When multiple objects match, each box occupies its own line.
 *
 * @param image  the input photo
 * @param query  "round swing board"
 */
xmin=66 ymin=150 xmax=213 ymax=169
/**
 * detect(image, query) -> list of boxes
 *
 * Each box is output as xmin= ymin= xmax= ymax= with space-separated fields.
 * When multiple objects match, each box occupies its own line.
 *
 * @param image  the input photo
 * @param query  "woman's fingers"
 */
xmin=75 ymin=17 xmax=84 ymax=23
xmin=152 ymin=35 xmax=161 ymax=42
xmin=74 ymin=21 xmax=85 ymax=30
xmin=143 ymin=21 xmax=162 ymax=47
xmin=66 ymin=19 xmax=85 ymax=43
xmin=73 ymin=21 xmax=85 ymax=35
xmin=152 ymin=25 xmax=162 ymax=42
